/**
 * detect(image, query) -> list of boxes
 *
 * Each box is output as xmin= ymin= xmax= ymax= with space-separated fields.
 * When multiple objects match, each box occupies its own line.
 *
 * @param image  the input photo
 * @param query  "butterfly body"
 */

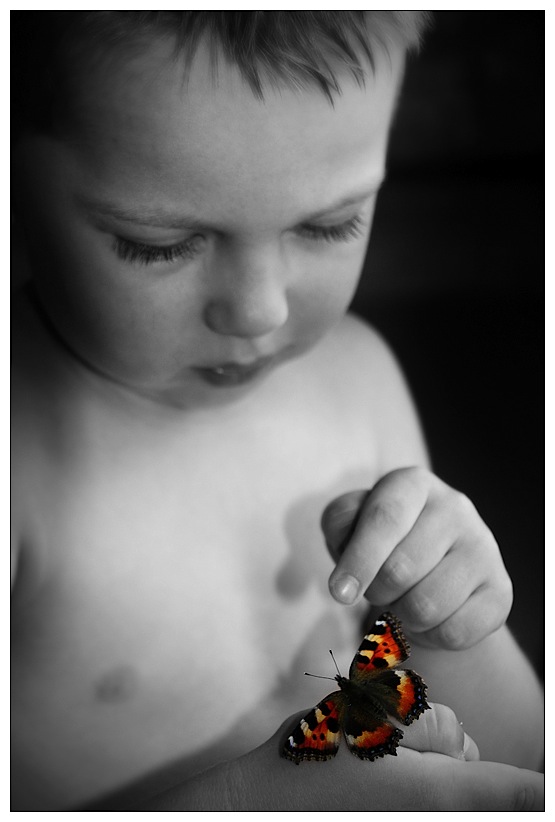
xmin=335 ymin=674 xmax=388 ymax=721
xmin=283 ymin=612 xmax=429 ymax=763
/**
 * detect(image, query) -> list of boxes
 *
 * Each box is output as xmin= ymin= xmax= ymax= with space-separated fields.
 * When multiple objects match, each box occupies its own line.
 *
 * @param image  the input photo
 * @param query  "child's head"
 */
xmin=12 ymin=12 xmax=429 ymax=407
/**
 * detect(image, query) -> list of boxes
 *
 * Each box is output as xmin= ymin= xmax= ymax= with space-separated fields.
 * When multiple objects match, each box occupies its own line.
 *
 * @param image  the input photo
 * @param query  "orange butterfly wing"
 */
xmin=283 ymin=692 xmax=344 ymax=763
xmin=282 ymin=612 xmax=429 ymax=764
xmin=349 ymin=612 xmax=429 ymax=726
xmin=342 ymin=711 xmax=404 ymax=760
xmin=349 ymin=612 xmax=410 ymax=677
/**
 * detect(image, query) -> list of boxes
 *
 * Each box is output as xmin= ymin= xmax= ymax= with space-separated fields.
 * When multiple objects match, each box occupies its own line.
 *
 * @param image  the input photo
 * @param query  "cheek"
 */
xmin=294 ymin=247 xmax=366 ymax=331
xmin=64 ymin=271 xmax=201 ymax=364
xmin=23 ymin=214 xmax=202 ymax=374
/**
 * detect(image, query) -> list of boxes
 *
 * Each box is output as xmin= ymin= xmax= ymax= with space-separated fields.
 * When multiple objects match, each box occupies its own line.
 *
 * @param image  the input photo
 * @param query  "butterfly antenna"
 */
xmin=303 ymin=649 xmax=342 ymax=681
xmin=303 ymin=672 xmax=336 ymax=681
xmin=329 ymin=649 xmax=342 ymax=676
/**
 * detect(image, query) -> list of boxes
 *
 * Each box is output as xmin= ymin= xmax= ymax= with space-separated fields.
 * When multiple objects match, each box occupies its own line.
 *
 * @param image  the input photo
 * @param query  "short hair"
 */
xmin=11 ymin=11 xmax=431 ymax=139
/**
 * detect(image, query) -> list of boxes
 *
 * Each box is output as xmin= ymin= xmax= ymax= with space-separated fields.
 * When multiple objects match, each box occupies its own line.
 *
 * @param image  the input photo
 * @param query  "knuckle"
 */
xmin=404 ymin=591 xmax=439 ymax=629
xmin=392 ymin=465 xmax=432 ymax=495
xmin=435 ymin=618 xmax=471 ymax=650
xmin=380 ymin=554 xmax=414 ymax=592
xmin=484 ymin=577 xmax=513 ymax=627
xmin=474 ymin=529 xmax=500 ymax=561
xmin=498 ymin=576 xmax=514 ymax=615
xmin=450 ymin=489 xmax=477 ymax=519
xmin=405 ymin=465 xmax=431 ymax=486
xmin=368 ymin=498 xmax=403 ymax=531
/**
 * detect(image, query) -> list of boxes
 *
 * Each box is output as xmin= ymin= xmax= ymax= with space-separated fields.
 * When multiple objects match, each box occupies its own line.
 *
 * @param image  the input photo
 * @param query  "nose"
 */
xmin=203 ymin=245 xmax=289 ymax=338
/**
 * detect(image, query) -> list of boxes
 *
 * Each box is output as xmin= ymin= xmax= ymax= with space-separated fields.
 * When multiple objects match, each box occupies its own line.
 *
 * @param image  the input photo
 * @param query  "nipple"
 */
xmin=94 ymin=665 xmax=138 ymax=704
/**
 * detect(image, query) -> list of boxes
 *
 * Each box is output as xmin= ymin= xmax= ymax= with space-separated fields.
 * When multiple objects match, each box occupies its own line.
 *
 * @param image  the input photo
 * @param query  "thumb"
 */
xmin=321 ymin=490 xmax=369 ymax=560
xmin=401 ymin=702 xmax=480 ymax=761
xmin=424 ymin=755 xmax=544 ymax=811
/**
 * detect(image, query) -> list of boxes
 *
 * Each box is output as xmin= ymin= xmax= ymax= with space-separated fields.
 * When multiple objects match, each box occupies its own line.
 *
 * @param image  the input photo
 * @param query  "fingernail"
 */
xmin=330 ymin=574 xmax=360 ymax=604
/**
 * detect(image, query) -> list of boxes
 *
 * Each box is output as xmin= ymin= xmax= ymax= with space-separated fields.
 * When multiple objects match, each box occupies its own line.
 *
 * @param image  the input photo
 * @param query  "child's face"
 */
xmin=15 ymin=36 xmax=403 ymax=407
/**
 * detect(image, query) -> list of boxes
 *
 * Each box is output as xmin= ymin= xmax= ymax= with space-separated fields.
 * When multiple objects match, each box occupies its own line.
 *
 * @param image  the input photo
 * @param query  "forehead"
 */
xmin=60 ymin=36 xmax=405 ymax=222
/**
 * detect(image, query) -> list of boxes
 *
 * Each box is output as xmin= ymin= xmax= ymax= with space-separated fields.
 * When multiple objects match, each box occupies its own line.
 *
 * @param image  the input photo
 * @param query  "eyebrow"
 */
xmin=76 ymin=180 xmax=385 ymax=230
xmin=302 ymin=182 xmax=385 ymax=221
xmin=76 ymin=196 xmax=205 ymax=230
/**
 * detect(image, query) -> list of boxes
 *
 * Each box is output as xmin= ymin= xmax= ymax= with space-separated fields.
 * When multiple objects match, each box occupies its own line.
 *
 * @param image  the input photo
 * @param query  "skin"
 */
xmin=11 ymin=32 xmax=543 ymax=810
xmin=142 ymin=707 xmax=542 ymax=812
xmin=324 ymin=469 xmax=514 ymax=649
xmin=13 ymin=37 xmax=390 ymax=409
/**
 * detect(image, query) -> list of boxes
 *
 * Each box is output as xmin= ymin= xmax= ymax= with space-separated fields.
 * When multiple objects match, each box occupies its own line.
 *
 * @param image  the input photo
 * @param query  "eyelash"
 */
xmin=114 ymin=237 xmax=198 ymax=266
xmin=114 ymin=215 xmax=365 ymax=267
xmin=299 ymin=215 xmax=365 ymax=243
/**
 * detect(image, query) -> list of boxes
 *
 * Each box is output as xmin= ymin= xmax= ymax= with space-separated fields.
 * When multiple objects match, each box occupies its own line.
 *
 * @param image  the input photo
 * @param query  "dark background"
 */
xmin=350 ymin=11 xmax=544 ymax=670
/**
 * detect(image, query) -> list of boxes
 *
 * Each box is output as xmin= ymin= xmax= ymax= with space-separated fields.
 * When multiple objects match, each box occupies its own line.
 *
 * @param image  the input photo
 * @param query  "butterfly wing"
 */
xmin=342 ymin=709 xmax=404 ymax=761
xmin=283 ymin=612 xmax=429 ymax=765
xmin=282 ymin=691 xmax=345 ymax=763
xmin=349 ymin=611 xmax=410 ymax=679
xmin=349 ymin=612 xmax=430 ymax=726
xmin=390 ymin=668 xmax=430 ymax=724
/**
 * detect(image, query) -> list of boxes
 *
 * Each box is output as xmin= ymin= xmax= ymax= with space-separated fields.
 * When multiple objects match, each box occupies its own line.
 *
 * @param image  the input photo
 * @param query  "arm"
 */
xmin=323 ymin=475 xmax=543 ymax=771
xmin=322 ymin=322 xmax=543 ymax=770
xmin=406 ymin=624 xmax=544 ymax=770
xmin=136 ymin=704 xmax=543 ymax=811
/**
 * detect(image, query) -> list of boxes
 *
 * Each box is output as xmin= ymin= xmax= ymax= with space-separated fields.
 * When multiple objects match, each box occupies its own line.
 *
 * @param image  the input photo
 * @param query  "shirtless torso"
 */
xmin=11 ymin=290 xmax=426 ymax=809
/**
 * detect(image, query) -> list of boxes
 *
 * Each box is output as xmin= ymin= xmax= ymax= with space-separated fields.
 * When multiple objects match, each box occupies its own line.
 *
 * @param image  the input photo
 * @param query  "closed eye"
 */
xmin=114 ymin=235 xmax=203 ymax=265
xmin=113 ymin=214 xmax=366 ymax=267
xmin=297 ymin=215 xmax=366 ymax=243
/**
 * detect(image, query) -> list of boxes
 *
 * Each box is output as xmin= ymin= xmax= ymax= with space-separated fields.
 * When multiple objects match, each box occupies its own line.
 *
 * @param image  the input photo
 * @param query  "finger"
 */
xmin=321 ymin=490 xmax=370 ymax=561
xmin=367 ymin=486 xmax=504 ymax=611
xmin=365 ymin=504 xmax=456 ymax=605
xmin=393 ymin=548 xmax=478 ymax=634
xmin=427 ymin=757 xmax=545 ymax=811
xmin=328 ymin=469 xmax=430 ymax=605
xmin=411 ymin=581 xmax=513 ymax=650
xmin=395 ymin=526 xmax=511 ymax=637
xmin=400 ymin=702 xmax=479 ymax=761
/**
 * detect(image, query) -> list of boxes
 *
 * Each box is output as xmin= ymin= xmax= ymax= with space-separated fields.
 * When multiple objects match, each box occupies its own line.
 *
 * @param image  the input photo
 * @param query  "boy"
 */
xmin=11 ymin=11 xmax=543 ymax=811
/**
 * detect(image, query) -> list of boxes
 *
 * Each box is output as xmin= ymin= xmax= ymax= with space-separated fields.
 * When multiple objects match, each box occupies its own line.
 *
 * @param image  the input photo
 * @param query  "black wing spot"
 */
xmin=305 ymin=709 xmax=319 ymax=731
xmin=292 ymin=725 xmax=306 ymax=745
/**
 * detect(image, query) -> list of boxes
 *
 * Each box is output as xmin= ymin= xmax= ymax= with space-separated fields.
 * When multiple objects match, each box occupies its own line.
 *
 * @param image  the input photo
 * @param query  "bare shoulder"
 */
xmin=314 ymin=313 xmax=429 ymax=471
xmin=11 ymin=292 xmax=48 ymax=590
xmin=11 ymin=288 xmax=79 ymax=595
xmin=323 ymin=312 xmax=403 ymax=376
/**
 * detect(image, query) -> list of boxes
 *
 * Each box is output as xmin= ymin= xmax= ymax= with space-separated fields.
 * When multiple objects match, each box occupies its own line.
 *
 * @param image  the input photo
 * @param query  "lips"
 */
xmin=194 ymin=356 xmax=276 ymax=387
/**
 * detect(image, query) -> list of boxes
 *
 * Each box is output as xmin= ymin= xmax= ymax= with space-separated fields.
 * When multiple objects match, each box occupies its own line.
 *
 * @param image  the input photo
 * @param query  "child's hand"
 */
xmin=322 ymin=467 xmax=513 ymax=649
xmin=152 ymin=702 xmax=543 ymax=811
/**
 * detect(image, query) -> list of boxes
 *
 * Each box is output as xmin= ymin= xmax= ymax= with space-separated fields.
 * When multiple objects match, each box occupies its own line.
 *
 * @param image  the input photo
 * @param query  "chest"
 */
xmin=22 ymin=417 xmax=372 ymax=692
xmin=12 ymin=397 xmax=376 ymax=806
xmin=19 ymin=388 xmax=378 ymax=644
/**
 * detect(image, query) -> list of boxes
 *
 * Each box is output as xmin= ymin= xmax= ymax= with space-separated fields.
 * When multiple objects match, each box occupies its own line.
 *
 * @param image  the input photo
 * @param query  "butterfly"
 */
xmin=282 ymin=611 xmax=429 ymax=763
